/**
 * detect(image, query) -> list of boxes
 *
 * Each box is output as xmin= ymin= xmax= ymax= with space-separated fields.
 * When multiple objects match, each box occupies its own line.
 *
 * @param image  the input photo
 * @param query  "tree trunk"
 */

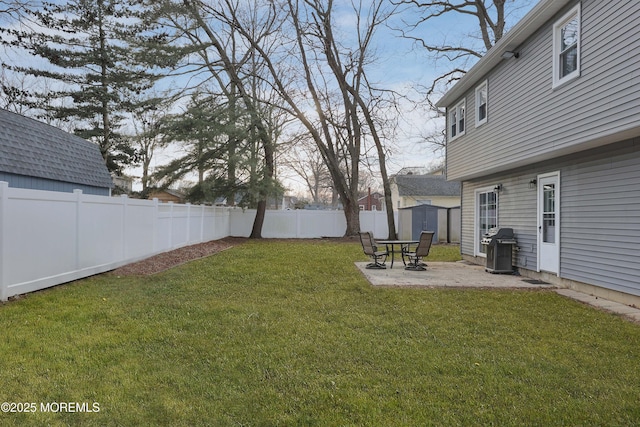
xmin=342 ymin=198 xmax=361 ymax=236
xmin=250 ymin=199 xmax=267 ymax=238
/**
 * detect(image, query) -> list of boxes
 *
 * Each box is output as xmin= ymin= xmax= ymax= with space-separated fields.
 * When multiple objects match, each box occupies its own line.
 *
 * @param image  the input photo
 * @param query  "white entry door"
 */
xmin=538 ymin=173 xmax=559 ymax=274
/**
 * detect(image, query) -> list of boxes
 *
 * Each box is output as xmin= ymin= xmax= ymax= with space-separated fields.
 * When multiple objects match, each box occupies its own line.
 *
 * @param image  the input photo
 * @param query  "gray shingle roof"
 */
xmin=393 ymin=174 xmax=460 ymax=197
xmin=0 ymin=109 xmax=113 ymax=189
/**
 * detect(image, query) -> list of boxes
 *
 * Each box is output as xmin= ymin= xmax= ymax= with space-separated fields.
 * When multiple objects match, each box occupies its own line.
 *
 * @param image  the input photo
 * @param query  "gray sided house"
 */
xmin=0 ymin=109 xmax=112 ymax=195
xmin=437 ymin=0 xmax=640 ymax=304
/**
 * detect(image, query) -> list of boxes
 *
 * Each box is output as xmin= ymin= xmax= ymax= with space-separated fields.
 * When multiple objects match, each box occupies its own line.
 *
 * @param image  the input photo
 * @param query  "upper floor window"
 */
xmin=449 ymin=99 xmax=465 ymax=140
xmin=553 ymin=4 xmax=581 ymax=88
xmin=475 ymin=81 xmax=488 ymax=127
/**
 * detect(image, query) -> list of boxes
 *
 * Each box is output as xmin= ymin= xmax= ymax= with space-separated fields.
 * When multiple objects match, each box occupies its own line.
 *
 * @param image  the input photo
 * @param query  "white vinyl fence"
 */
xmin=229 ymin=209 xmax=391 ymax=239
xmin=0 ymin=183 xmax=231 ymax=301
xmin=0 ymin=182 xmax=394 ymax=301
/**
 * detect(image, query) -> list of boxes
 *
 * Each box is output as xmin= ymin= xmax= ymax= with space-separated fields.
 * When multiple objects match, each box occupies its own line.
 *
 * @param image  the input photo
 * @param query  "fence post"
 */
xmin=168 ymin=202 xmax=174 ymax=248
xmin=74 ymin=189 xmax=83 ymax=271
xmin=200 ymin=205 xmax=205 ymax=242
xmin=121 ymin=194 xmax=128 ymax=261
xmin=152 ymin=198 xmax=159 ymax=253
xmin=0 ymin=182 xmax=8 ymax=301
xmin=186 ymin=203 xmax=192 ymax=245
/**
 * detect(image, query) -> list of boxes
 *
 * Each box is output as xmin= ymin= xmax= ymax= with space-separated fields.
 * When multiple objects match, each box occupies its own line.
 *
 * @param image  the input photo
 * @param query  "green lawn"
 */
xmin=1 ymin=240 xmax=639 ymax=426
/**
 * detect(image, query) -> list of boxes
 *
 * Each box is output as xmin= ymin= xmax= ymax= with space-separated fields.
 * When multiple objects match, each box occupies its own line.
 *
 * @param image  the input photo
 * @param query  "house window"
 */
xmin=449 ymin=99 xmax=466 ymax=140
xmin=476 ymin=188 xmax=498 ymax=256
xmin=475 ymin=81 xmax=488 ymax=127
xmin=553 ymin=4 xmax=580 ymax=87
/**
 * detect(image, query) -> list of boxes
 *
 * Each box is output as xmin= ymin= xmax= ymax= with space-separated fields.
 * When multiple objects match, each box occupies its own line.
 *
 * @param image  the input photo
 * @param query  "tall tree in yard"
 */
xmin=146 ymin=0 xmax=282 ymax=237
xmin=9 ymin=0 xmax=163 ymax=173
xmin=225 ymin=0 xmax=399 ymax=236
xmin=152 ymin=91 xmax=267 ymax=206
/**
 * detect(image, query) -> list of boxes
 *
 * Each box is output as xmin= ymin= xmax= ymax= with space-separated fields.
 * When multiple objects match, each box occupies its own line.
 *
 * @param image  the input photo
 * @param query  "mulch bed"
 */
xmin=109 ymin=237 xmax=244 ymax=276
xmin=108 ymin=236 xmax=359 ymax=277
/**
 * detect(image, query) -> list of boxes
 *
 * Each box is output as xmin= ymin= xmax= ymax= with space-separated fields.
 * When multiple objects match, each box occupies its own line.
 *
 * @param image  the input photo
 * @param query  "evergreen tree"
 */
xmin=153 ymin=92 xmax=244 ymax=203
xmin=10 ymin=0 xmax=166 ymax=173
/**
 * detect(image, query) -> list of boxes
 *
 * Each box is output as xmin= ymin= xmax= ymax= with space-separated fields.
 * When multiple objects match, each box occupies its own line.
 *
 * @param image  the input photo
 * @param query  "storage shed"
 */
xmin=398 ymin=204 xmax=461 ymax=243
xmin=0 ymin=109 xmax=113 ymax=195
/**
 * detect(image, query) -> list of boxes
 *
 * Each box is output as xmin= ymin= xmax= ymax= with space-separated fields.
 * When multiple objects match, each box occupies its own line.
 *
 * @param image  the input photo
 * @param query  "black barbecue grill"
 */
xmin=481 ymin=228 xmax=517 ymax=273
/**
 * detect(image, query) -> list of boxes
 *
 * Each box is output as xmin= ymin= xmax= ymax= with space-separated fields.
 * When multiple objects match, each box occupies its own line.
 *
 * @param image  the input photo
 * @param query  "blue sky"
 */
xmin=349 ymin=0 xmax=538 ymax=179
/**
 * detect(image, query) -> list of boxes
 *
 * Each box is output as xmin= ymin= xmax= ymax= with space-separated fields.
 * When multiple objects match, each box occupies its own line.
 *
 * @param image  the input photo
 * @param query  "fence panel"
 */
xmin=360 ymin=211 xmax=392 ymax=239
xmin=78 ymin=193 xmax=127 ymax=268
xmin=0 ymin=182 xmax=394 ymax=301
xmin=5 ymin=188 xmax=77 ymax=287
xmin=0 ymin=184 xmax=235 ymax=301
xmin=230 ymin=209 xmax=393 ymax=239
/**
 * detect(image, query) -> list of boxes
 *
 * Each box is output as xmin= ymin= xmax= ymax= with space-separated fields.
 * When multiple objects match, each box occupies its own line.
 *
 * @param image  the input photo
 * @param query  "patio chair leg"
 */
xmin=366 ymin=262 xmax=386 ymax=269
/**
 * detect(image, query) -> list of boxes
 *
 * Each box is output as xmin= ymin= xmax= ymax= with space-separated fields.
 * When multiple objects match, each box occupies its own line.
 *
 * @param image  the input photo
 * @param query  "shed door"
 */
xmin=538 ymin=173 xmax=560 ymax=274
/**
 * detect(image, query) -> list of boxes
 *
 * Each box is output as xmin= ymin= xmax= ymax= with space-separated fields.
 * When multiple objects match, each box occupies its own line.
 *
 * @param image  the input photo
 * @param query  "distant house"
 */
xmin=148 ymin=189 xmax=187 ymax=204
xmin=268 ymin=195 xmax=297 ymax=210
xmin=0 ymin=109 xmax=112 ymax=196
xmin=436 ymin=0 xmax=640 ymax=304
xmin=213 ymin=193 xmax=297 ymax=209
xmin=390 ymin=174 xmax=460 ymax=209
xmin=358 ymin=191 xmax=384 ymax=211
xmin=112 ymin=174 xmax=133 ymax=194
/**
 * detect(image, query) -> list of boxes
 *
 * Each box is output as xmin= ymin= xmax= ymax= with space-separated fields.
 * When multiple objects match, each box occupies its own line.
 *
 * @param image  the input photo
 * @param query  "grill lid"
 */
xmin=481 ymin=228 xmax=516 ymax=245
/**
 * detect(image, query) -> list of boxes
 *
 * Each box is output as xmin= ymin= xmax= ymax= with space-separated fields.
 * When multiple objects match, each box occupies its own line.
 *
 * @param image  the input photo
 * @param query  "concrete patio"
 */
xmin=355 ymin=260 xmax=551 ymax=289
xmin=355 ymin=260 xmax=640 ymax=324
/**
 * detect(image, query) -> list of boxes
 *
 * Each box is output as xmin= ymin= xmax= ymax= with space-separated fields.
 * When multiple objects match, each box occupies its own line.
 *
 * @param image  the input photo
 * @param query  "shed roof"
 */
xmin=0 ymin=109 xmax=113 ymax=189
xmin=435 ymin=0 xmax=572 ymax=108
xmin=393 ymin=174 xmax=460 ymax=197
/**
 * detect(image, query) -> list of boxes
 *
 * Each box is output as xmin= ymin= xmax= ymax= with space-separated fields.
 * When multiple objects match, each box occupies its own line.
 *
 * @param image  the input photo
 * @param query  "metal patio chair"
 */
xmin=359 ymin=231 xmax=388 ymax=269
xmin=402 ymin=231 xmax=435 ymax=271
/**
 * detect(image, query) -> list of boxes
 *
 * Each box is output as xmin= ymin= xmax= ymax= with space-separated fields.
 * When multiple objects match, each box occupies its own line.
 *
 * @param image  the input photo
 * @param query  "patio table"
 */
xmin=376 ymin=240 xmax=419 ymax=268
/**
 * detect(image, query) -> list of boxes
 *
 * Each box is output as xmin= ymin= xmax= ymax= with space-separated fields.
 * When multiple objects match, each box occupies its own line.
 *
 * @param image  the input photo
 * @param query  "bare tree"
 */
xmin=221 ymin=0 xmax=399 ymax=236
xmin=128 ymin=95 xmax=173 ymax=192
xmin=281 ymin=134 xmax=333 ymax=204
xmin=395 ymin=0 xmax=532 ymax=106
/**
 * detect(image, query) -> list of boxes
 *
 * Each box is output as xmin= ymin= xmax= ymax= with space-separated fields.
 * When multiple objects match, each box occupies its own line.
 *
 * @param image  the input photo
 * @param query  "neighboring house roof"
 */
xmin=436 ymin=0 xmax=572 ymax=108
xmin=0 ymin=109 xmax=113 ymax=189
xmin=393 ymin=175 xmax=460 ymax=197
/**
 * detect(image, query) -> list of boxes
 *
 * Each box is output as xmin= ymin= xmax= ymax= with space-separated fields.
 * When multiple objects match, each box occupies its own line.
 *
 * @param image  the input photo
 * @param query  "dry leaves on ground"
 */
xmin=109 ymin=237 xmax=243 ymax=276
xmin=109 ymin=236 xmax=360 ymax=277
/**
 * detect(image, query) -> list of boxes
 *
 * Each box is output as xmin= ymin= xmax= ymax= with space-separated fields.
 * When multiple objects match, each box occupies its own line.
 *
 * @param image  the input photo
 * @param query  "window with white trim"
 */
xmin=475 ymin=81 xmax=488 ymax=127
xmin=449 ymin=99 xmax=465 ymax=140
xmin=476 ymin=189 xmax=498 ymax=256
xmin=553 ymin=4 xmax=580 ymax=87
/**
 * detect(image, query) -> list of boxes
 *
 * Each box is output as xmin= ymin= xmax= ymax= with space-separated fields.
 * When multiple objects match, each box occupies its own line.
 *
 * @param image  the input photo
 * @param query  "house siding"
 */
xmin=0 ymin=172 xmax=110 ymax=196
xmin=460 ymin=169 xmax=539 ymax=269
xmin=561 ymin=138 xmax=640 ymax=296
xmin=446 ymin=0 xmax=640 ymax=181
xmin=461 ymin=137 xmax=640 ymax=297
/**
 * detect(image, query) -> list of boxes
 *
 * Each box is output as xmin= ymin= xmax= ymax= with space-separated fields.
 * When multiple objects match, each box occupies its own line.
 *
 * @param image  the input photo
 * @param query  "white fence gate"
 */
xmin=0 ymin=182 xmax=395 ymax=301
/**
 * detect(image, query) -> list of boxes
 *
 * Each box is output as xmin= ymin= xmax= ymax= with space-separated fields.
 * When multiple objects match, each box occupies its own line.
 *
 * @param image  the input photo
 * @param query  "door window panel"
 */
xmin=542 ymin=183 xmax=556 ymax=243
xmin=478 ymin=190 xmax=498 ymax=254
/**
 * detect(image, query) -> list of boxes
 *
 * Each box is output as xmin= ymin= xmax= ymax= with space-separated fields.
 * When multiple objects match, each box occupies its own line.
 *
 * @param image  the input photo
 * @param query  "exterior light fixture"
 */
xmin=501 ymin=50 xmax=520 ymax=59
xmin=528 ymin=179 xmax=537 ymax=189
xmin=494 ymin=184 xmax=503 ymax=192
